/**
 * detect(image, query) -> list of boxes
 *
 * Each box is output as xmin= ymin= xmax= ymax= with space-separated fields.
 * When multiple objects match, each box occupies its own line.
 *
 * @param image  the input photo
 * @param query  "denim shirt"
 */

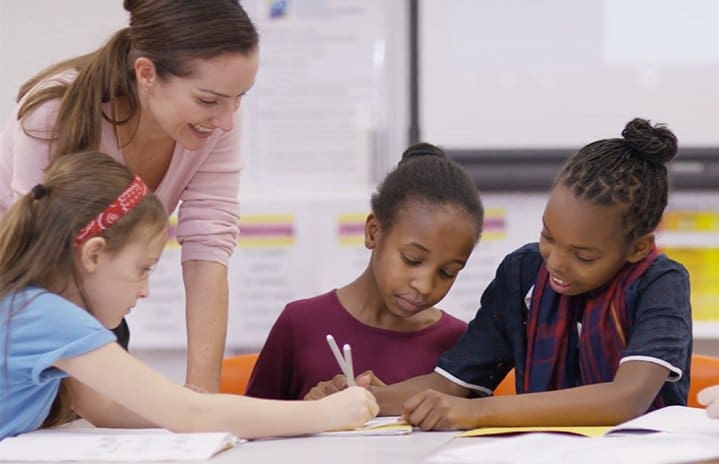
xmin=436 ymin=243 xmax=692 ymax=406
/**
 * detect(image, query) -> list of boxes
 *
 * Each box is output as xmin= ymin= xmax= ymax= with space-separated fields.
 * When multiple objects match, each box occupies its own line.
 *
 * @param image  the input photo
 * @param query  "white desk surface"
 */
xmin=213 ymin=430 xmax=459 ymax=463
xmin=6 ymin=429 xmax=719 ymax=463
xmin=1 ymin=430 xmax=461 ymax=464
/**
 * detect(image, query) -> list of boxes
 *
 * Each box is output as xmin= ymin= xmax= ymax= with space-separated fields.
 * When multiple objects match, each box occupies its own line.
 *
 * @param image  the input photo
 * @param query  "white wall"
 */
xmin=0 ymin=1 xmax=127 ymax=123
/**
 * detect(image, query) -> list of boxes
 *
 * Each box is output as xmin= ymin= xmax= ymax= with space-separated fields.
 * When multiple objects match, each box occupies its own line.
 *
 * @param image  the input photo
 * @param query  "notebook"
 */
xmin=315 ymin=416 xmax=413 ymax=437
xmin=459 ymin=406 xmax=718 ymax=438
xmin=0 ymin=427 xmax=243 ymax=461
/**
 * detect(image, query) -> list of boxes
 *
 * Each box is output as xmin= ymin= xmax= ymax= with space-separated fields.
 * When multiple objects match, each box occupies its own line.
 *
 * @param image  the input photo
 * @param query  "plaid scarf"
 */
xmin=523 ymin=248 xmax=662 ymax=407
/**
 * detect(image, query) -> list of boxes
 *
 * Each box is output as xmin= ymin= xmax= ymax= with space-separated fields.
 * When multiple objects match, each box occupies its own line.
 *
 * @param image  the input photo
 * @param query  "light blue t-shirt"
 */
xmin=0 ymin=288 xmax=115 ymax=439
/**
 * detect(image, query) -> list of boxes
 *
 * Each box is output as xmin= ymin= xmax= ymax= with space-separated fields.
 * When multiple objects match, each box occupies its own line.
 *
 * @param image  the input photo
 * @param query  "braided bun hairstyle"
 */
xmin=556 ymin=118 xmax=678 ymax=241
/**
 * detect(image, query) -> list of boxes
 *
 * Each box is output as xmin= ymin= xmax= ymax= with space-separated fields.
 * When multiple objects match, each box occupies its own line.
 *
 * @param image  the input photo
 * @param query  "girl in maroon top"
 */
xmin=246 ymin=143 xmax=484 ymax=400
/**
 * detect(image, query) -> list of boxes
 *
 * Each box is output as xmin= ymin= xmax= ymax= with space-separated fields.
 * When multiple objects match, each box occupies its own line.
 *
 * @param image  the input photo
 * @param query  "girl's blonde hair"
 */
xmin=0 ymin=151 xmax=167 ymax=426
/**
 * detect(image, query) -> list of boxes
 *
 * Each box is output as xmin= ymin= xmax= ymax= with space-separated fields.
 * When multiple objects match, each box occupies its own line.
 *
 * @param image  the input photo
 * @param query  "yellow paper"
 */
xmin=459 ymin=425 xmax=611 ymax=438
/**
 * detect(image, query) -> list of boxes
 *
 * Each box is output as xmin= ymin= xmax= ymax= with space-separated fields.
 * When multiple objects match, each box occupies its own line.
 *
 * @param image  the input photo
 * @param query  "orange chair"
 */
xmin=219 ymin=353 xmax=260 ymax=395
xmin=494 ymin=368 xmax=517 ymax=396
xmin=688 ymin=354 xmax=719 ymax=408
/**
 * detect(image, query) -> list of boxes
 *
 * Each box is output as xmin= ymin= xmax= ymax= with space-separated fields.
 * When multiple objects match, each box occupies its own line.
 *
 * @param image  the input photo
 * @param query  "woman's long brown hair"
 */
xmin=16 ymin=0 xmax=258 ymax=158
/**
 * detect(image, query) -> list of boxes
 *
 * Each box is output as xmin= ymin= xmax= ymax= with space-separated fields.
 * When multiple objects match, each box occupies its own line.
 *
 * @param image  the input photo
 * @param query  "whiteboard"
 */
xmin=419 ymin=0 xmax=719 ymax=149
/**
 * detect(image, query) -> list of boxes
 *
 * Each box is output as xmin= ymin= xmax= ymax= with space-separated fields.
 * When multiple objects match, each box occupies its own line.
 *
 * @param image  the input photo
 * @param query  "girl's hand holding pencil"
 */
xmin=317 ymin=386 xmax=379 ymax=431
xmin=303 ymin=335 xmax=387 ymax=401
xmin=304 ymin=371 xmax=387 ymax=401
xmin=304 ymin=335 xmax=380 ymax=430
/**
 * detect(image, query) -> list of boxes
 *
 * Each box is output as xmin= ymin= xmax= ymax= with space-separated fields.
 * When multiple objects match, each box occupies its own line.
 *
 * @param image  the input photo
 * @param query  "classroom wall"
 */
xmin=2 ymin=1 xmax=718 ymax=385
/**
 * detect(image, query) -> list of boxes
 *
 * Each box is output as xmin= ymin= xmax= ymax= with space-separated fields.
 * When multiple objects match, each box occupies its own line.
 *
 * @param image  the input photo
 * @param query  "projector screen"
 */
xmin=419 ymin=0 xmax=719 ymax=150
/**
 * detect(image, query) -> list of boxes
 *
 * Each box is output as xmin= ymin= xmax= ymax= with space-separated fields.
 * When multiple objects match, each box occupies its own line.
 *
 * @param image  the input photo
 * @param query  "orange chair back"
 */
xmin=219 ymin=353 xmax=260 ymax=395
xmin=688 ymin=354 xmax=719 ymax=408
xmin=494 ymin=369 xmax=516 ymax=396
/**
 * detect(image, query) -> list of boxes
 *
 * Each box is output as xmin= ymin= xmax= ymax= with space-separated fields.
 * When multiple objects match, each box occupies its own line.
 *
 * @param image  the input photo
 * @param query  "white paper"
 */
xmin=314 ymin=416 xmax=411 ymax=437
xmin=428 ymin=432 xmax=719 ymax=464
xmin=0 ymin=428 xmax=243 ymax=461
xmin=241 ymin=0 xmax=387 ymax=189
xmin=606 ymin=405 xmax=719 ymax=436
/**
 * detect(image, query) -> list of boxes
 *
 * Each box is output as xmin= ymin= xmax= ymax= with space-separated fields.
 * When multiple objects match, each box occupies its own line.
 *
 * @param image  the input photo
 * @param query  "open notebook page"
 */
xmin=429 ymin=432 xmax=719 ymax=464
xmin=0 ymin=427 xmax=243 ymax=461
xmin=605 ymin=405 xmax=719 ymax=436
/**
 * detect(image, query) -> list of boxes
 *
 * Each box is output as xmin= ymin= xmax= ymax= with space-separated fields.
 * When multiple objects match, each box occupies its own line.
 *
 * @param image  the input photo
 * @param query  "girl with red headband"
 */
xmin=0 ymin=151 xmax=377 ymax=440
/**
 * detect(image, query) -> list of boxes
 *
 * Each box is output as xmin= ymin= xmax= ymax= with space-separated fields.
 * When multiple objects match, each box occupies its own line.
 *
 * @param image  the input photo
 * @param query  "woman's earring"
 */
xmin=143 ymin=85 xmax=151 ymax=94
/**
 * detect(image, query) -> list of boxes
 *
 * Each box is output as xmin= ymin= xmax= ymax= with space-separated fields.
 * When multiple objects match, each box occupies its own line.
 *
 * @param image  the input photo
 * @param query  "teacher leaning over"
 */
xmin=0 ymin=0 xmax=259 ymax=392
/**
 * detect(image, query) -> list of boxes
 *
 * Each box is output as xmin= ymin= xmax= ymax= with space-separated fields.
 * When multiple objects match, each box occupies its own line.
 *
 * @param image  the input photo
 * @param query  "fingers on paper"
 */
xmin=402 ymin=390 xmax=446 ymax=431
xmin=698 ymin=385 xmax=719 ymax=418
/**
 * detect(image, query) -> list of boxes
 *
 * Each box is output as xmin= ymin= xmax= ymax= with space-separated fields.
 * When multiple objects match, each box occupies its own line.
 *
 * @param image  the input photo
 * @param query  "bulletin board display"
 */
xmin=126 ymin=191 xmax=719 ymax=350
xmin=127 ymin=193 xmax=548 ymax=350
xmin=657 ymin=192 xmax=719 ymax=330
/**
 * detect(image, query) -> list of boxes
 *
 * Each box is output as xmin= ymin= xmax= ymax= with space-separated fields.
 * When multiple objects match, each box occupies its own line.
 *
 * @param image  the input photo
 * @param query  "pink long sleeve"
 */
xmin=0 ymin=99 xmax=57 ymax=214
xmin=174 ymin=119 xmax=242 ymax=266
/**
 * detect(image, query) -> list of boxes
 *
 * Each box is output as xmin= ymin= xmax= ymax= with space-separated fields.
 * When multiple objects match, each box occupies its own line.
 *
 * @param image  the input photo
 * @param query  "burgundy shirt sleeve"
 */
xmin=245 ymin=305 xmax=296 ymax=399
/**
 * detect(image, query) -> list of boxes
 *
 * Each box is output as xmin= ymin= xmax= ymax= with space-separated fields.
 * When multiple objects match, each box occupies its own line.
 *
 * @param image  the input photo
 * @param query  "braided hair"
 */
xmin=556 ymin=118 xmax=678 ymax=242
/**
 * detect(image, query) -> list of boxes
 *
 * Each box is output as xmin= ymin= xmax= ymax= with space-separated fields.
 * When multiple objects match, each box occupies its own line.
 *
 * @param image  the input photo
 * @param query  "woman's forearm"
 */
xmin=183 ymin=260 xmax=229 ymax=392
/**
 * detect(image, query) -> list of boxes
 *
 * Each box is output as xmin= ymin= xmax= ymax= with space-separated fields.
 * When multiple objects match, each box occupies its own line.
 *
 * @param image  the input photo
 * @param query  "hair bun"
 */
xmin=400 ymin=142 xmax=446 ymax=164
xmin=621 ymin=118 xmax=678 ymax=166
xmin=30 ymin=183 xmax=48 ymax=200
xmin=123 ymin=0 xmax=142 ymax=14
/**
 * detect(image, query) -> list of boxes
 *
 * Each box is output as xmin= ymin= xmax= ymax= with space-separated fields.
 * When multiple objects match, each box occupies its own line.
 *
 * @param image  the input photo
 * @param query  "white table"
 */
xmin=212 ymin=431 xmax=458 ymax=463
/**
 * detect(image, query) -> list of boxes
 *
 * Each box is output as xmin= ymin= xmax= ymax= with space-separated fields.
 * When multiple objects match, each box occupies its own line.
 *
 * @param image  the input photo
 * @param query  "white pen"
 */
xmin=326 ymin=334 xmax=356 ymax=387
xmin=343 ymin=343 xmax=356 ymax=387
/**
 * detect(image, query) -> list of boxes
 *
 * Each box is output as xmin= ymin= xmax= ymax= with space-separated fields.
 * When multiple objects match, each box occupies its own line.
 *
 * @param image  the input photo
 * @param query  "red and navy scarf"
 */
xmin=523 ymin=248 xmax=663 ymax=408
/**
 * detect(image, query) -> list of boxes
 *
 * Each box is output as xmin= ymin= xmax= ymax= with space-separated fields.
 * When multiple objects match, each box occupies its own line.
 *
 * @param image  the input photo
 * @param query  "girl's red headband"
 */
xmin=74 ymin=176 xmax=149 ymax=246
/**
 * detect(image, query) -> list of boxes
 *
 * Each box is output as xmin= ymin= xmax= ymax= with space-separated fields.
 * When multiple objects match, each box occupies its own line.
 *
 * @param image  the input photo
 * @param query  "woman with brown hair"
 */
xmin=0 ymin=0 xmax=260 ymax=393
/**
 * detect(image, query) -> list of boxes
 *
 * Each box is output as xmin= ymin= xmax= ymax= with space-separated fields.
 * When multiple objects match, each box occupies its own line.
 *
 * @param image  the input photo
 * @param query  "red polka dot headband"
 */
xmin=74 ymin=175 xmax=149 ymax=246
